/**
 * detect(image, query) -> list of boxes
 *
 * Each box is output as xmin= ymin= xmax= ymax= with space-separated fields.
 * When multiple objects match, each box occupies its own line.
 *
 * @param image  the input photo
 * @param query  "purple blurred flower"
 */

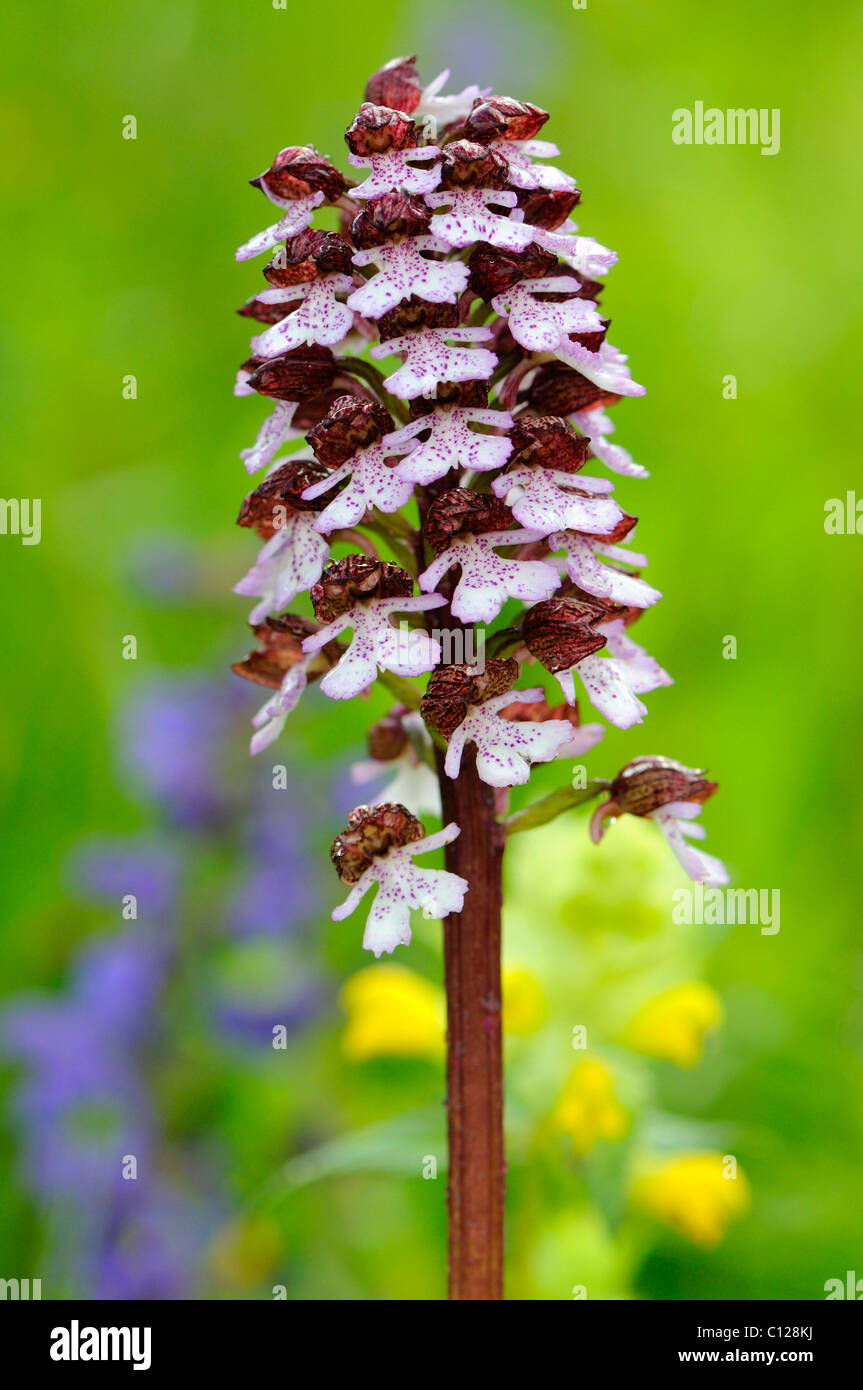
xmin=94 ymin=1185 xmax=215 ymax=1300
xmin=66 ymin=837 xmax=182 ymax=923
xmin=118 ymin=677 xmax=245 ymax=827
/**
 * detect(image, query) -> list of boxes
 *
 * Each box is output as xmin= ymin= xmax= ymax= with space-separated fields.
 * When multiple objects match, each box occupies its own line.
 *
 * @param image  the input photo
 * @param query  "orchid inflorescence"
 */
xmin=230 ymin=55 xmax=728 ymax=956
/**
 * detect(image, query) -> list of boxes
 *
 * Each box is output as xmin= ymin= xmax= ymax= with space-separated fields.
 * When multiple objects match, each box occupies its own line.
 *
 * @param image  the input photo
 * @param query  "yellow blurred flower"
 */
xmin=502 ymin=965 xmax=546 ymax=1035
xmin=209 ymin=1214 xmax=282 ymax=1288
xmin=551 ymin=1058 xmax=629 ymax=1156
xmin=340 ymin=964 xmax=444 ymax=1062
xmin=624 ymin=982 xmax=723 ymax=1066
xmin=633 ymin=1153 xmax=750 ymax=1246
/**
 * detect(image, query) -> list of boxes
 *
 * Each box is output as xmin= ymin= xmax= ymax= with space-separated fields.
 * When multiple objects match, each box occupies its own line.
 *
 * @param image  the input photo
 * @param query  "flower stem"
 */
xmin=437 ymin=745 xmax=505 ymax=1301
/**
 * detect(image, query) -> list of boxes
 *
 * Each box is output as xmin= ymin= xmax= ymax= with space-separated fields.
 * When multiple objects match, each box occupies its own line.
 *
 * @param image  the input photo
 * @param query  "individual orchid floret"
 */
xmin=523 ymin=596 xmax=650 ymax=729
xmin=370 ymin=323 xmax=497 ymax=400
xmin=302 ymin=556 xmax=445 ymax=699
xmin=247 ymin=230 xmax=355 ymax=355
xmin=348 ymin=235 xmax=468 ymax=319
xmin=492 ymin=416 xmax=623 ymax=536
xmin=237 ymin=145 xmax=351 ymax=262
xmin=231 ymin=614 xmax=341 ymax=754
xmin=570 ymin=405 xmax=649 ymax=480
xmin=419 ymin=489 xmax=560 ymax=624
xmin=386 ymin=388 xmax=513 ymax=485
xmin=350 ymin=708 xmax=441 ymax=818
xmin=590 ymin=757 xmax=728 ymax=886
xmin=492 ymin=276 xmax=605 ymax=353
xmin=302 ymin=394 xmax=413 ymax=529
xmin=240 ymin=346 xmax=339 ymax=473
xmin=346 ymin=102 xmax=441 ymax=199
xmin=248 ymin=277 xmax=354 ymax=355
xmin=233 ymin=455 xmax=340 ymax=621
xmin=549 ymin=527 xmax=662 ymax=609
xmin=421 ymin=659 xmax=576 ymax=788
xmin=330 ymin=804 xmax=468 ymax=956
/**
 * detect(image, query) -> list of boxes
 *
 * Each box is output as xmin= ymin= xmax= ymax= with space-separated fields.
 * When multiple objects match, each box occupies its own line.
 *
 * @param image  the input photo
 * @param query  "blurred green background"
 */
xmin=1 ymin=0 xmax=862 ymax=1299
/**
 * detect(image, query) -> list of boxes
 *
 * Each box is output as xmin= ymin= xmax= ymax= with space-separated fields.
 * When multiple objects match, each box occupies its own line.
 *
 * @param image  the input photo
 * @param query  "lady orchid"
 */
xmin=228 ymin=55 xmax=727 ymax=1300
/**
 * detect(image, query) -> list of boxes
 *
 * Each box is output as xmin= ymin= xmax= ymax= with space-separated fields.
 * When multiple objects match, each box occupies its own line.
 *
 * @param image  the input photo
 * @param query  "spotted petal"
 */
xmin=234 ymin=514 xmax=329 ymax=623
xmin=426 ymin=189 xmax=535 ymax=252
xmin=387 ymin=408 xmax=513 ymax=484
xmin=348 ymin=237 xmax=468 ymax=318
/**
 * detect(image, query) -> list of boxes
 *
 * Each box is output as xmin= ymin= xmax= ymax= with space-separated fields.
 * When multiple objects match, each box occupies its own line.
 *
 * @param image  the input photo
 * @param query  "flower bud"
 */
xmin=605 ymin=757 xmax=718 ymax=819
xmin=236 ymin=457 xmax=340 ymax=533
xmin=367 ymin=708 xmax=411 ymax=762
xmin=307 ymin=394 xmax=394 ymax=467
xmin=331 ymin=803 xmax=425 ymax=883
xmin=232 ymin=614 xmax=323 ymax=687
xmin=421 ymin=659 xmax=520 ymax=740
xmin=251 ymin=146 xmax=350 ymax=202
xmin=310 ymin=555 xmax=413 ymax=622
xmin=463 ymin=96 xmax=549 ymax=143
xmin=507 ymin=416 xmax=589 ymax=473
xmin=236 ymin=295 xmax=295 ymax=326
xmin=376 ymin=298 xmax=460 ymax=340
xmin=350 ymin=191 xmax=431 ymax=248
xmin=423 ymin=488 xmax=512 ymax=555
xmin=408 ymin=381 xmax=488 ymax=417
xmin=522 ymin=597 xmax=607 ymax=673
xmin=364 ymin=56 xmax=422 ymax=114
xmin=516 ymin=188 xmax=581 ymax=230
xmin=437 ymin=139 xmax=508 ymax=190
xmin=262 ymin=229 xmax=353 ymax=287
xmin=345 ymin=103 xmax=418 ymax=156
xmin=467 ymin=241 xmax=557 ymax=300
xmin=527 ymin=361 xmax=616 ymax=415
xmin=246 ymin=346 xmax=338 ymax=401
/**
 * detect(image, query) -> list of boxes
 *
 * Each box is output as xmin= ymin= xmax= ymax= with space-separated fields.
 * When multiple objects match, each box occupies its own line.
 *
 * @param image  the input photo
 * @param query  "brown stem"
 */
xmin=437 ymin=745 xmax=505 ymax=1300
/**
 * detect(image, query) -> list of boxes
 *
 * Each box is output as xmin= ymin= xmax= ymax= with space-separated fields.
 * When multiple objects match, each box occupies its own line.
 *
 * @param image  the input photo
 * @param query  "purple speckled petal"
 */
xmin=555 ymin=339 xmax=645 ymax=397
xmin=234 ymin=514 xmax=329 ymax=622
xmin=250 ymin=276 xmax=354 ymax=356
xmin=493 ymin=466 xmax=622 ymax=536
xmin=349 ymin=148 xmax=441 ymax=200
xmin=443 ymin=690 xmax=575 ymax=788
xmin=311 ymin=441 xmax=415 ymax=532
xmin=388 ymin=408 xmax=512 ymax=484
xmin=235 ymin=193 xmax=324 ymax=261
xmin=240 ymin=401 xmax=300 ymax=476
xmin=370 ymin=328 xmax=497 ymax=400
xmin=349 ymin=237 xmax=467 ymax=319
xmin=551 ymin=530 xmax=661 ymax=609
xmin=570 ymin=407 xmax=649 ymax=479
xmin=493 ymin=278 xmax=604 ymax=354
xmin=426 ymin=188 xmax=535 ymax=251
xmin=420 ymin=533 xmax=559 ymax=623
